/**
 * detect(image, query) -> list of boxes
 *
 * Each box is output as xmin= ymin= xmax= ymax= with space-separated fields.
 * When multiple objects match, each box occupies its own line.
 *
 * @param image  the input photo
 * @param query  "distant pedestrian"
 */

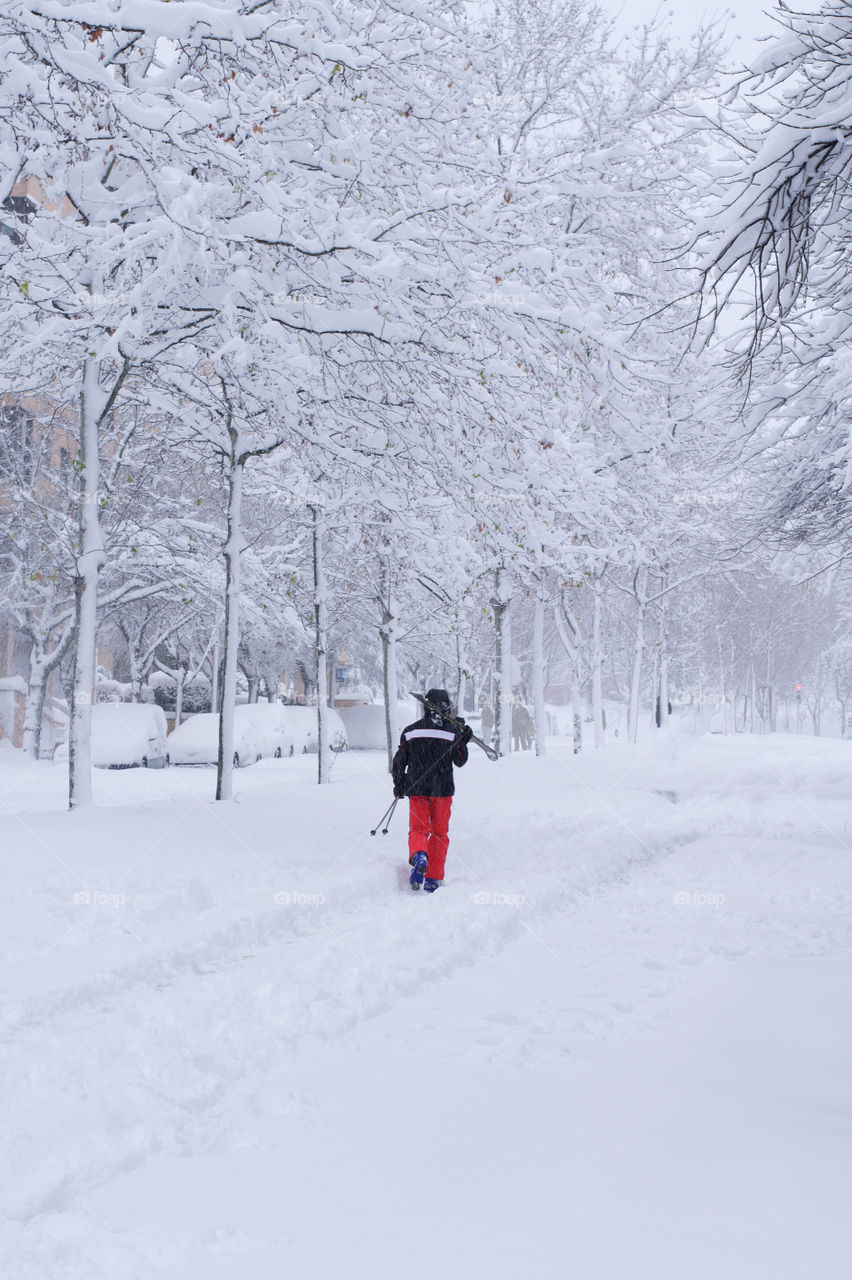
xmin=481 ymin=701 xmax=494 ymax=745
xmin=511 ymin=700 xmax=534 ymax=750
xmin=518 ymin=703 xmax=533 ymax=749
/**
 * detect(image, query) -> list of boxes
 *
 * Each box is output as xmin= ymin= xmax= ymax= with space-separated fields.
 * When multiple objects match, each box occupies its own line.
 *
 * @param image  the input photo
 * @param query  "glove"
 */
xmin=457 ymin=719 xmax=473 ymax=745
xmin=393 ymin=785 xmax=405 ymax=799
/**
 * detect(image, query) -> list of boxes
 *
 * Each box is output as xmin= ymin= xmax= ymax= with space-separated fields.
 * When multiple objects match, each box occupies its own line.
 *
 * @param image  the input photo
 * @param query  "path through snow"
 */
xmin=1 ymin=731 xmax=850 ymax=1278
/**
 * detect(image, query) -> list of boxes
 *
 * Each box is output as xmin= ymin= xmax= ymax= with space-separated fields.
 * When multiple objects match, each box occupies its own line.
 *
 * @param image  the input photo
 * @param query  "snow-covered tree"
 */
xmin=697 ymin=2 xmax=852 ymax=569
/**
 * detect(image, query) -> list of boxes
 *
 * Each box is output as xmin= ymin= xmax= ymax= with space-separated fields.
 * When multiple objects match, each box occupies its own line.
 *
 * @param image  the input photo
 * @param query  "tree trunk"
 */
xmin=592 ymin=580 xmax=605 ymax=749
xmin=572 ymin=684 xmax=583 ymax=755
xmin=658 ymin=590 xmax=670 ymax=729
xmin=627 ymin=568 xmax=648 ymax=746
xmin=493 ymin=568 xmax=512 ymax=757
xmin=813 ymin=654 xmax=823 ymax=737
xmin=216 ymin=445 xmax=244 ymax=802
xmin=651 ymin=647 xmax=660 ymax=728
xmin=69 ymin=359 xmax=107 ymax=810
xmin=174 ymin=666 xmax=185 ymax=729
xmin=23 ymin=627 xmax=71 ymax=760
xmin=554 ymin=596 xmax=586 ymax=752
xmin=311 ymin=505 xmax=331 ymax=785
xmin=128 ymin=640 xmax=142 ymax=703
xmin=379 ymin=558 xmax=399 ymax=774
xmin=717 ymin=630 xmax=727 ymax=735
xmin=532 ymin=591 xmax=546 ymax=757
xmin=22 ymin=654 xmax=47 ymax=760
xmin=210 ymin=636 xmax=220 ymax=714
xmin=455 ymin=631 xmax=468 ymax=719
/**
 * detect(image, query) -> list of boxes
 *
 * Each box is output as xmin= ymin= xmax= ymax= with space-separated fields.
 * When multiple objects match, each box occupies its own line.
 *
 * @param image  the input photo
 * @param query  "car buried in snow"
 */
xmin=54 ymin=703 xmax=170 ymax=769
xmin=233 ymin=702 xmax=296 ymax=759
xmin=277 ymin=705 xmax=347 ymax=754
xmin=167 ymin=712 xmax=264 ymax=768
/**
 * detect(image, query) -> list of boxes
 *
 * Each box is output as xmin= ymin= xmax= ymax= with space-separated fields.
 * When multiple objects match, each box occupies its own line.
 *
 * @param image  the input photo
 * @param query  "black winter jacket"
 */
xmin=392 ymin=715 xmax=469 ymax=798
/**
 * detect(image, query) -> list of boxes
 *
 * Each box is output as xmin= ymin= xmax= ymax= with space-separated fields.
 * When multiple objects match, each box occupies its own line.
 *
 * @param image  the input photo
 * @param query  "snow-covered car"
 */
xmin=234 ymin=703 xmax=295 ymax=759
xmin=54 ymin=703 xmax=169 ymax=769
xmin=167 ymin=712 xmax=263 ymax=768
xmin=278 ymin=705 xmax=347 ymax=754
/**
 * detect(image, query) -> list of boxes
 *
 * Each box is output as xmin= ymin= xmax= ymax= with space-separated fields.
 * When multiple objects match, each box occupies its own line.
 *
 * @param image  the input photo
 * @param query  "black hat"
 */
xmin=425 ymin=688 xmax=451 ymax=712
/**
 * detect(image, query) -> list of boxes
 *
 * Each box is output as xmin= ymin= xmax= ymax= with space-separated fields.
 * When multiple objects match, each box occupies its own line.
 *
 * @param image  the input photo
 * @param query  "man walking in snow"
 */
xmin=392 ymin=688 xmax=472 ymax=891
xmin=512 ymin=698 xmax=530 ymax=752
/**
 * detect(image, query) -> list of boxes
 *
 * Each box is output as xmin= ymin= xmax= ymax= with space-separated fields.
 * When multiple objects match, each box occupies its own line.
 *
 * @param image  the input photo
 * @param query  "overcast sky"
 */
xmin=606 ymin=0 xmax=787 ymax=57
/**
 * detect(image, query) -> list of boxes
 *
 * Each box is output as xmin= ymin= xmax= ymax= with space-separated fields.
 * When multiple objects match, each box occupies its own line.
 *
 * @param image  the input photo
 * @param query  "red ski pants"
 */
xmin=408 ymin=795 xmax=453 ymax=882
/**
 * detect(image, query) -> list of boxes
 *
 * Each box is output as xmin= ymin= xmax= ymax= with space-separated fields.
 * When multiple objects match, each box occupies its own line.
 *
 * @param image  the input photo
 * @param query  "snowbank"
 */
xmin=338 ymin=700 xmax=417 ymax=749
xmin=0 ymin=676 xmax=27 ymax=746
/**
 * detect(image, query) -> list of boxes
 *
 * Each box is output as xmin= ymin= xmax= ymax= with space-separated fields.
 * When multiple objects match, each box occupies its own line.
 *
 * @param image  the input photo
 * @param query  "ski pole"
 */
xmin=370 ymin=797 xmax=399 ymax=836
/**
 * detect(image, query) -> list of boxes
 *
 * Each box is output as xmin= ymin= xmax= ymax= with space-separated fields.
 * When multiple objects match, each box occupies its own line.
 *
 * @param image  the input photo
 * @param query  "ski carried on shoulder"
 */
xmin=410 ymin=691 xmax=499 ymax=762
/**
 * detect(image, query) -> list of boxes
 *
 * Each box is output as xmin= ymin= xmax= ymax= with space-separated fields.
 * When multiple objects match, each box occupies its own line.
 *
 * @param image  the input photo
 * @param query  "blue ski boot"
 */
xmin=409 ymin=851 xmax=428 ymax=890
xmin=423 ymin=878 xmax=442 ymax=894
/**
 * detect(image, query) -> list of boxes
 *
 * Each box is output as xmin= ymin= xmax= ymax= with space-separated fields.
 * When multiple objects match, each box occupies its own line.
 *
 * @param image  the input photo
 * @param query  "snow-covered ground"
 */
xmin=1 ymin=730 xmax=850 ymax=1279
